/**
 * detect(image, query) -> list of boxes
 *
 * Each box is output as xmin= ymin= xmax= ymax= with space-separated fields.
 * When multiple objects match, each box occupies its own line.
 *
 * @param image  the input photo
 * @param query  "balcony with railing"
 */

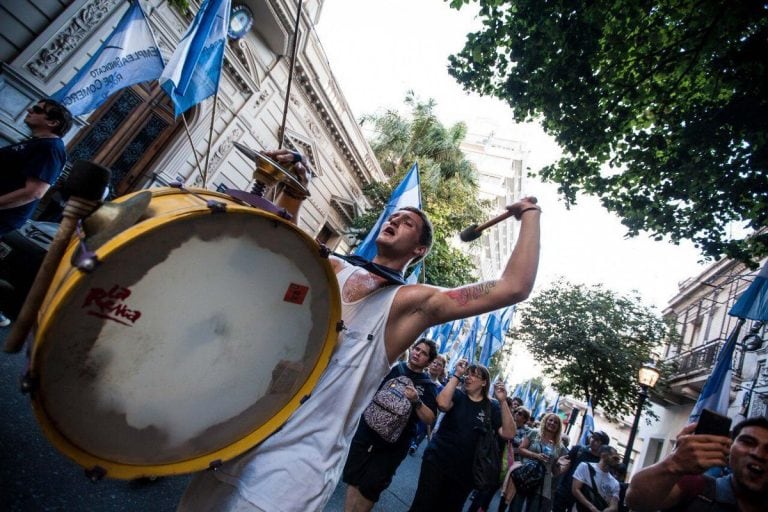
xmin=656 ymin=338 xmax=744 ymax=405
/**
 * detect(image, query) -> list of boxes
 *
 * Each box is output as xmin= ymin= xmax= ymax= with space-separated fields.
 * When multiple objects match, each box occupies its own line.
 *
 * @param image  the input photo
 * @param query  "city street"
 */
xmin=0 ymin=326 xmax=496 ymax=511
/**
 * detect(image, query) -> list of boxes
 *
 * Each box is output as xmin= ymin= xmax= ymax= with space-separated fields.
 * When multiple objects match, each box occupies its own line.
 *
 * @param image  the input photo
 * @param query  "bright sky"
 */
xmin=315 ymin=0 xmax=707 ymax=311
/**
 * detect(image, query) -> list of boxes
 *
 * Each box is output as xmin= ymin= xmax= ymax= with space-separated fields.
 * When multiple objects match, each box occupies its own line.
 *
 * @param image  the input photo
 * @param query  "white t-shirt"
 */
xmin=573 ymin=462 xmax=620 ymax=503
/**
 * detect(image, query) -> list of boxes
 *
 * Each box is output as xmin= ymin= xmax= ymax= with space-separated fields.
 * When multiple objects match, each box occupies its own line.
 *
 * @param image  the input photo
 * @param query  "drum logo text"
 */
xmin=83 ymin=285 xmax=142 ymax=325
xmin=284 ymin=283 xmax=309 ymax=305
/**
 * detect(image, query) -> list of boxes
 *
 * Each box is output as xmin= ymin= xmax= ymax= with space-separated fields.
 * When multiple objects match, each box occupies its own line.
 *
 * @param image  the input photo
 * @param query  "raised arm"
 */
xmin=625 ymin=424 xmax=730 ymax=511
xmin=386 ymin=198 xmax=541 ymax=357
xmin=436 ymin=359 xmax=467 ymax=412
xmin=266 ymin=149 xmax=311 ymax=224
xmin=494 ymin=381 xmax=516 ymax=440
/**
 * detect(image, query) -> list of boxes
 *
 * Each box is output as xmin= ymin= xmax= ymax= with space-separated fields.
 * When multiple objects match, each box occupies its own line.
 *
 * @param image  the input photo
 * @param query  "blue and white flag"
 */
xmin=579 ymin=400 xmax=595 ymax=445
xmin=355 ymin=163 xmax=421 ymax=261
xmin=450 ymin=316 xmax=480 ymax=371
xmin=51 ymin=2 xmax=164 ymax=116
xmin=528 ymin=388 xmax=539 ymax=410
xmin=479 ymin=309 xmax=504 ymax=366
xmin=689 ymin=326 xmax=738 ymax=422
xmin=435 ymin=320 xmax=455 ymax=353
xmin=729 ymin=263 xmax=768 ymax=322
xmin=160 ymin=0 xmax=231 ymax=116
xmin=552 ymin=394 xmax=560 ymax=413
xmin=500 ymin=305 xmax=515 ymax=333
xmin=405 ymin=261 xmax=422 ymax=284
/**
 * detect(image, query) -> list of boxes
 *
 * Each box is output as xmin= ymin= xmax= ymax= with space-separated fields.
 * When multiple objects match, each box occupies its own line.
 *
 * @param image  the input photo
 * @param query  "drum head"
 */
xmin=31 ymin=197 xmax=339 ymax=478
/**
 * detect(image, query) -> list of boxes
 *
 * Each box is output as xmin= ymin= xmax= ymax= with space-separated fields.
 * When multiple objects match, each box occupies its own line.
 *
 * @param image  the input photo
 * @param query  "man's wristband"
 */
xmin=518 ymin=206 xmax=541 ymax=218
xmin=412 ymin=399 xmax=423 ymax=409
xmin=450 ymin=374 xmax=462 ymax=381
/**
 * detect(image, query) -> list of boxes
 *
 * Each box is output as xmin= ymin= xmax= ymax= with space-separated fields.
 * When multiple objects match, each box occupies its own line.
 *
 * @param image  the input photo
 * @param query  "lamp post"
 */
xmin=622 ymin=362 xmax=661 ymax=467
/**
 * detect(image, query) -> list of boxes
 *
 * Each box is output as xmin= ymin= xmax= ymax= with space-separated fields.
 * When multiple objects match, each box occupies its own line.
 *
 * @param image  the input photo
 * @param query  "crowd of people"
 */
xmin=343 ymin=350 xmax=768 ymax=512
xmin=4 ymin=106 xmax=766 ymax=512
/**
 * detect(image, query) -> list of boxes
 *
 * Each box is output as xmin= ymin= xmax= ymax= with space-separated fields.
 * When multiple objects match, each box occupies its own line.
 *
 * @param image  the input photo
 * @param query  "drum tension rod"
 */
xmin=169 ymin=182 xmax=228 ymax=213
xmin=84 ymin=465 xmax=106 ymax=482
xmin=318 ymin=244 xmax=331 ymax=259
xmin=336 ymin=320 xmax=345 ymax=332
xmin=208 ymin=459 xmax=223 ymax=471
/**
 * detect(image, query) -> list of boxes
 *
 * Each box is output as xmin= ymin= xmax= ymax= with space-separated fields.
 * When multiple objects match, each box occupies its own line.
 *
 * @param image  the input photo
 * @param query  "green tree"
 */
xmin=352 ymin=93 xmax=488 ymax=287
xmin=506 ymin=279 xmax=666 ymax=420
xmin=447 ymin=0 xmax=767 ymax=265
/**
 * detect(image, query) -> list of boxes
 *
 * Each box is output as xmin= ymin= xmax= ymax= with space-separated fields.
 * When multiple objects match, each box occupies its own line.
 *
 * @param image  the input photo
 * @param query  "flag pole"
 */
xmin=203 ymin=92 xmax=218 ymax=186
xmin=277 ymin=0 xmax=304 ymax=148
xmin=181 ymin=113 xmax=205 ymax=184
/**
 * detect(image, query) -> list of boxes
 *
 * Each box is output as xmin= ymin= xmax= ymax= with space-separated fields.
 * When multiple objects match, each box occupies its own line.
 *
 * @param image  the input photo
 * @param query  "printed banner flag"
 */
xmin=51 ymin=1 xmax=164 ymax=116
xmin=355 ymin=163 xmax=421 ymax=260
xmin=160 ymin=0 xmax=231 ymax=116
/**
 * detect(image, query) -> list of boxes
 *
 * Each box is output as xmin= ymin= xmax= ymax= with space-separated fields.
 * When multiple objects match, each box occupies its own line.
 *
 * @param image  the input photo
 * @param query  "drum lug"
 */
xmin=276 ymin=208 xmax=292 ymax=220
xmin=84 ymin=465 xmax=107 ymax=482
xmin=206 ymin=200 xmax=227 ymax=213
xmin=74 ymin=250 xmax=99 ymax=272
xmin=208 ymin=459 xmax=223 ymax=471
xmin=336 ymin=320 xmax=345 ymax=332
xmin=19 ymin=371 xmax=37 ymax=394
xmin=318 ymin=244 xmax=331 ymax=259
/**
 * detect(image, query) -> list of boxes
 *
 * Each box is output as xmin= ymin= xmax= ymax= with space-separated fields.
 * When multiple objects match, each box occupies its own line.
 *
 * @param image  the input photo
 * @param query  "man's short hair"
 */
xmin=511 ymin=396 xmax=524 ymax=407
xmin=590 ymin=430 xmax=610 ymax=445
xmin=515 ymin=406 xmax=531 ymax=421
xmin=732 ymin=416 xmax=768 ymax=439
xmin=413 ymin=338 xmax=437 ymax=362
xmin=41 ymin=98 xmax=73 ymax=136
xmin=398 ymin=206 xmax=433 ymax=263
xmin=599 ymin=445 xmax=617 ymax=457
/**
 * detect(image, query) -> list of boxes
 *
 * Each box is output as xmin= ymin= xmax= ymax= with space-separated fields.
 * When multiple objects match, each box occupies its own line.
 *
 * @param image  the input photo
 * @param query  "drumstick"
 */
xmin=4 ymin=161 xmax=111 ymax=353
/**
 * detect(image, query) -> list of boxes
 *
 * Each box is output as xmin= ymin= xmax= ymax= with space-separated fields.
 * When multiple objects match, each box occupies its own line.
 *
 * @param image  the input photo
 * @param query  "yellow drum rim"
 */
xmin=30 ymin=188 xmax=341 ymax=479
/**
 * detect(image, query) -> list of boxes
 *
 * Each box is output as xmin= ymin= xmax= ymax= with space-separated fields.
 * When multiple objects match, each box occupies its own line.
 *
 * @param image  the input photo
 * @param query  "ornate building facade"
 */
xmin=0 ymin=0 xmax=383 ymax=248
xmin=627 ymin=254 xmax=768 ymax=477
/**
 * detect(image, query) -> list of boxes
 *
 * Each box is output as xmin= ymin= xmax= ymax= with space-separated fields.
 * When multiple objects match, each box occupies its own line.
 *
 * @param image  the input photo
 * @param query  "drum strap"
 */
xmin=332 ymin=253 xmax=406 ymax=285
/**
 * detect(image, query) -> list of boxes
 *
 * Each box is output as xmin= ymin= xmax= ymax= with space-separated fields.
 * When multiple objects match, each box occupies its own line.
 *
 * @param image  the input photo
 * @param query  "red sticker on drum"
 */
xmin=284 ymin=283 xmax=309 ymax=305
xmin=82 ymin=285 xmax=142 ymax=326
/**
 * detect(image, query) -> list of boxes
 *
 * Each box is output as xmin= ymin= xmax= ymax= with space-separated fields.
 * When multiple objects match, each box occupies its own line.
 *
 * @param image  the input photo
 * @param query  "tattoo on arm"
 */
xmin=446 ymin=281 xmax=497 ymax=306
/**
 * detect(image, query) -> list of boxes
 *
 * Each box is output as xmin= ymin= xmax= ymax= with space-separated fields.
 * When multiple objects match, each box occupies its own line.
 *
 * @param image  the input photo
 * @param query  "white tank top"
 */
xmin=214 ymin=264 xmax=399 ymax=511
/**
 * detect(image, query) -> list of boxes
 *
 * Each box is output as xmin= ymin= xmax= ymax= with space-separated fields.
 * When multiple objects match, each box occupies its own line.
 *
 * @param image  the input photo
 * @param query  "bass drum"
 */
xmin=28 ymin=188 xmax=340 ymax=479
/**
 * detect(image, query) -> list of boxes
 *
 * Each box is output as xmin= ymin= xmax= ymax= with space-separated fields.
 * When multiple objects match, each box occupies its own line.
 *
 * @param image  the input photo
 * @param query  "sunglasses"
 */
xmin=30 ymin=105 xmax=48 ymax=115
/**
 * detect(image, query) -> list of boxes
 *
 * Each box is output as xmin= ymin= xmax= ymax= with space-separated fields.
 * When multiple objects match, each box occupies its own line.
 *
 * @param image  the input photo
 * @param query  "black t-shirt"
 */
xmin=557 ymin=444 xmax=601 ymax=494
xmin=424 ymin=388 xmax=502 ymax=483
xmin=0 ymin=137 xmax=66 ymax=232
xmin=353 ymin=362 xmax=438 ymax=451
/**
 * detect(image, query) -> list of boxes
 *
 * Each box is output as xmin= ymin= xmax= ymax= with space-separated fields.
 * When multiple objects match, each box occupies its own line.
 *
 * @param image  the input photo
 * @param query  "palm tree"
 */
xmin=355 ymin=93 xmax=487 ymax=287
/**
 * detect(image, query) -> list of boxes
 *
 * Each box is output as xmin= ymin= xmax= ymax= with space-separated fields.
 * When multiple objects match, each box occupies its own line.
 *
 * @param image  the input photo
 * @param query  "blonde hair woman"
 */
xmin=504 ymin=412 xmax=570 ymax=512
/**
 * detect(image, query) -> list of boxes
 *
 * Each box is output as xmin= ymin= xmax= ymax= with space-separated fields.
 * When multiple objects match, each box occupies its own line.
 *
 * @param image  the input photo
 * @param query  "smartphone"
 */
xmin=694 ymin=409 xmax=732 ymax=437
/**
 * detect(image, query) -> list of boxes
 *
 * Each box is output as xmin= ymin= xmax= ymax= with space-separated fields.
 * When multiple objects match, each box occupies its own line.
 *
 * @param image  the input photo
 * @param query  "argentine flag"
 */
xmin=52 ymin=2 xmax=164 ymax=116
xmin=160 ymin=0 xmax=231 ymax=116
xmin=579 ymin=400 xmax=595 ymax=445
xmin=355 ymin=163 xmax=421 ymax=261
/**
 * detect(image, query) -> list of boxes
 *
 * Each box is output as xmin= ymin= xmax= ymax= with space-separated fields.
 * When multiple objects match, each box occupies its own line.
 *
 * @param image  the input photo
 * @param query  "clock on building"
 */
xmin=228 ymin=5 xmax=254 ymax=40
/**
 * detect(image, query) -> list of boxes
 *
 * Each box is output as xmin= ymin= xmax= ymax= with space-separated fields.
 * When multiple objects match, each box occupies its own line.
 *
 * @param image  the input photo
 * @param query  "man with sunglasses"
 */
xmin=0 ymin=99 xmax=72 ymax=326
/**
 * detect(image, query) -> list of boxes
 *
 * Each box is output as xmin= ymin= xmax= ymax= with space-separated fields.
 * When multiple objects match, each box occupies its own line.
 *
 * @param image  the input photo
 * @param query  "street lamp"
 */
xmin=622 ymin=362 xmax=661 ymax=467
